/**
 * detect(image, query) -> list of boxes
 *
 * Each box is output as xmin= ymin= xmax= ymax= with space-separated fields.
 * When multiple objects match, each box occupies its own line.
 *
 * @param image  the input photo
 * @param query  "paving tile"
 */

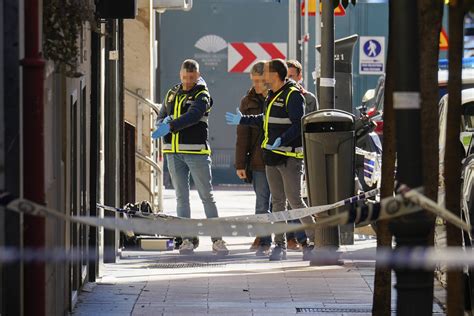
xmin=207 ymin=313 xmax=252 ymax=316
xmin=162 ymin=312 xmax=207 ymax=316
xmin=154 ymin=302 xmax=208 ymax=307
xmin=252 ymin=310 xmax=297 ymax=316
xmin=207 ymin=302 xmax=256 ymax=308
xmin=131 ymin=306 xmax=164 ymax=316
xmin=266 ymin=302 xmax=324 ymax=308
xmin=252 ymin=313 xmax=295 ymax=316
xmin=73 ymin=313 xmax=132 ymax=316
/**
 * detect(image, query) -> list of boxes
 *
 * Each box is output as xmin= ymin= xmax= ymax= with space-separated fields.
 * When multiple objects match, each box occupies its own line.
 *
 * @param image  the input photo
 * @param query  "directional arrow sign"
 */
xmin=228 ymin=42 xmax=287 ymax=73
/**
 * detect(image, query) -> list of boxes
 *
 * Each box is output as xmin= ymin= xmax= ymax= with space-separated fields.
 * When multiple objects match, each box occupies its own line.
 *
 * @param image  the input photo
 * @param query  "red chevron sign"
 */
xmin=228 ymin=42 xmax=287 ymax=73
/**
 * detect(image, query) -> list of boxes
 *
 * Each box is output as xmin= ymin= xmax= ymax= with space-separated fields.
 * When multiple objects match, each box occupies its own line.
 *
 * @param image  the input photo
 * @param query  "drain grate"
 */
xmin=145 ymin=262 xmax=226 ymax=269
xmin=296 ymin=307 xmax=372 ymax=313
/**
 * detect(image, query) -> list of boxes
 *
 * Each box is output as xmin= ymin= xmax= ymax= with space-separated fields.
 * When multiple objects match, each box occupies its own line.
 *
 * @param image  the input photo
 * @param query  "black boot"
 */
xmin=269 ymin=246 xmax=287 ymax=261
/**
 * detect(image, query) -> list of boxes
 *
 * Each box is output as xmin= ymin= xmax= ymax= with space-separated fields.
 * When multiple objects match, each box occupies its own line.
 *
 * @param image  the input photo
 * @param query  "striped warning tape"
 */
xmin=1 ymin=193 xmax=305 ymax=238
xmin=1 ymin=187 xmax=474 ymax=266
xmin=0 ymin=186 xmax=472 ymax=240
xmin=97 ymin=188 xmax=380 ymax=223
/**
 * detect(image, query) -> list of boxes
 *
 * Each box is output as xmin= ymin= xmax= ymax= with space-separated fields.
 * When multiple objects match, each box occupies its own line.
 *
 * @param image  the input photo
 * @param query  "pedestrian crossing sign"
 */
xmin=359 ymin=36 xmax=385 ymax=75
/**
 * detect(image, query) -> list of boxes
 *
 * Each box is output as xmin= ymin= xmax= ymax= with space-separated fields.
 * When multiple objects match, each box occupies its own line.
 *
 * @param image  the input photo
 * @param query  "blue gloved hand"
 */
xmin=267 ymin=137 xmax=282 ymax=150
xmin=155 ymin=115 xmax=173 ymax=128
xmin=162 ymin=115 xmax=173 ymax=124
xmin=151 ymin=123 xmax=170 ymax=139
xmin=225 ymin=108 xmax=242 ymax=125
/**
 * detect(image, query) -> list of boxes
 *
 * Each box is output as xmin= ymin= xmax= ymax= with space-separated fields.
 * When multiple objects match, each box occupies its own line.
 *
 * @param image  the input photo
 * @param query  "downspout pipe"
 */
xmin=21 ymin=0 xmax=46 ymax=315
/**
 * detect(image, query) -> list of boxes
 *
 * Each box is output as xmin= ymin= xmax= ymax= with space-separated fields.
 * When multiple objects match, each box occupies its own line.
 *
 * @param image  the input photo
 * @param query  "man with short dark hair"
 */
xmin=153 ymin=59 xmax=228 ymax=256
xmin=286 ymin=59 xmax=318 ymax=113
xmin=285 ymin=59 xmax=319 ymax=251
xmin=226 ymin=59 xmax=316 ymax=261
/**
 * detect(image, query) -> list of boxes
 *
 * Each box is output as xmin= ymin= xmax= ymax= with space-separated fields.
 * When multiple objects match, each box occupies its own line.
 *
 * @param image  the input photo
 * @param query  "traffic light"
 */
xmin=334 ymin=0 xmax=356 ymax=9
xmin=96 ymin=0 xmax=137 ymax=19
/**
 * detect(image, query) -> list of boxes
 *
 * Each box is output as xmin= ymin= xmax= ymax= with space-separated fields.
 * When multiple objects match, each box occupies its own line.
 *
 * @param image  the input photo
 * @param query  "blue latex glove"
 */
xmin=267 ymin=137 xmax=282 ymax=150
xmin=162 ymin=115 xmax=173 ymax=124
xmin=225 ymin=108 xmax=242 ymax=125
xmin=155 ymin=115 xmax=173 ymax=128
xmin=152 ymin=123 xmax=170 ymax=139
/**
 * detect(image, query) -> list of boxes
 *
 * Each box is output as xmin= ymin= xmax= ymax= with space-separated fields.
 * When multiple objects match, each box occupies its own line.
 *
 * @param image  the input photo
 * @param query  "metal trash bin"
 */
xmin=302 ymin=109 xmax=355 ymax=247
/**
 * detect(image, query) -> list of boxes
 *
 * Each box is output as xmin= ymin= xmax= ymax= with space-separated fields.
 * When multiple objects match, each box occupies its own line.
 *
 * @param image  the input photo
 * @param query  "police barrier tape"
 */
xmin=97 ymin=188 xmax=380 ymax=223
xmin=397 ymin=184 xmax=473 ymax=234
xmin=1 ymin=186 xmax=472 ymax=241
xmin=1 ymin=187 xmax=474 ymax=266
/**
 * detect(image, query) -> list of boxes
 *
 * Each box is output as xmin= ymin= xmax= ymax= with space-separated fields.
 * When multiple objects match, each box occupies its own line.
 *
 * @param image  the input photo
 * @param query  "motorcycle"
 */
xmin=354 ymin=75 xmax=384 ymax=193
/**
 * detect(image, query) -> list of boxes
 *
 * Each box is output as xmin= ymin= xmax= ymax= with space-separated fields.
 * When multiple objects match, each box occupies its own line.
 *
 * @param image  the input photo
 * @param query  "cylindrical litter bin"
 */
xmin=302 ymin=109 xmax=355 ymax=248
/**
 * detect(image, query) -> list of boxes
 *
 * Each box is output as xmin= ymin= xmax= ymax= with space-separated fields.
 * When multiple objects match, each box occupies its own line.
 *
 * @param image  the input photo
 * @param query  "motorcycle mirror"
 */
xmin=362 ymin=89 xmax=375 ymax=104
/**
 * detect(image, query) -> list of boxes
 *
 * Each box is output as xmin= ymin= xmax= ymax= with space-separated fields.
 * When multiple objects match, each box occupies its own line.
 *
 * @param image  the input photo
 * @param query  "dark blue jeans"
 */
xmin=252 ymin=170 xmax=272 ymax=246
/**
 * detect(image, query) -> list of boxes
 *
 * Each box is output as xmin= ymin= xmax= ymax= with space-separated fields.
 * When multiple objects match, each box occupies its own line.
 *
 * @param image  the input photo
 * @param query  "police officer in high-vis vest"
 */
xmin=153 ymin=59 xmax=228 ymax=256
xmin=226 ymin=59 xmax=316 ymax=261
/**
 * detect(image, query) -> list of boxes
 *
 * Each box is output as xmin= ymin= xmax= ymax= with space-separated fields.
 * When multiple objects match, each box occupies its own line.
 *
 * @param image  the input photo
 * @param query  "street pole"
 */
xmin=314 ymin=0 xmax=321 ymax=95
xmin=104 ymin=19 xmax=120 ymax=263
xmin=319 ymin=0 xmax=334 ymax=110
xmin=304 ymin=0 xmax=309 ymax=88
xmin=390 ymin=0 xmax=434 ymax=314
xmin=313 ymin=0 xmax=340 ymax=249
xmin=288 ymin=0 xmax=298 ymax=60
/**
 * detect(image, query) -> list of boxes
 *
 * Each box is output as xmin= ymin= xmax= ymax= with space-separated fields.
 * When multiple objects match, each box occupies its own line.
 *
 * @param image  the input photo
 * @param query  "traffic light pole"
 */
xmin=390 ymin=0 xmax=435 ymax=314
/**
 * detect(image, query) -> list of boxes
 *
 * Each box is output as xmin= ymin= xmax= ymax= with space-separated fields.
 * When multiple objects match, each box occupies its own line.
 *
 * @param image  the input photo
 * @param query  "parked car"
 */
xmin=437 ymin=87 xmax=474 ymax=313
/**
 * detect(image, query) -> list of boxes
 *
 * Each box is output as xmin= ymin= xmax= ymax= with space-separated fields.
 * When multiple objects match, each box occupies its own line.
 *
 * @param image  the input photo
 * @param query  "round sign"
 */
xmin=363 ymin=39 xmax=382 ymax=58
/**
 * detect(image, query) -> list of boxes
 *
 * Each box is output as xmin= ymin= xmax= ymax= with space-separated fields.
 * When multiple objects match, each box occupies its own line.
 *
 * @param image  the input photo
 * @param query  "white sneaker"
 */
xmin=212 ymin=240 xmax=229 ymax=256
xmin=179 ymin=239 xmax=194 ymax=255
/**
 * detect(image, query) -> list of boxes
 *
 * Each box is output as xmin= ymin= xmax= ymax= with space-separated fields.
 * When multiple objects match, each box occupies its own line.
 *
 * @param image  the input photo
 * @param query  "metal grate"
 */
xmin=296 ymin=307 xmax=372 ymax=313
xmin=145 ymin=262 xmax=226 ymax=269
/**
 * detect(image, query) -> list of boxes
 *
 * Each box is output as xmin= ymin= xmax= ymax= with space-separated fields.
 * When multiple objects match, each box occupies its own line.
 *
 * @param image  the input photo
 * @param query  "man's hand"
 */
xmin=225 ymin=108 xmax=242 ymax=125
xmin=236 ymin=169 xmax=246 ymax=180
xmin=155 ymin=115 xmax=173 ymax=128
xmin=162 ymin=115 xmax=173 ymax=124
xmin=266 ymin=137 xmax=282 ymax=150
xmin=151 ymin=123 xmax=171 ymax=139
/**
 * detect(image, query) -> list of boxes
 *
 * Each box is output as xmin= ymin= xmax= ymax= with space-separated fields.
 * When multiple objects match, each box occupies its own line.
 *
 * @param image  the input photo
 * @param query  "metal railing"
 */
xmin=136 ymin=151 xmax=162 ymax=173
xmin=125 ymin=88 xmax=163 ymax=212
xmin=125 ymin=88 xmax=161 ymax=114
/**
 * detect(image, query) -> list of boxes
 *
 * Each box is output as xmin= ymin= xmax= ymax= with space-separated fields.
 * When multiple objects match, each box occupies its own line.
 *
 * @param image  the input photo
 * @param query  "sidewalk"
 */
xmin=71 ymin=188 xmax=446 ymax=316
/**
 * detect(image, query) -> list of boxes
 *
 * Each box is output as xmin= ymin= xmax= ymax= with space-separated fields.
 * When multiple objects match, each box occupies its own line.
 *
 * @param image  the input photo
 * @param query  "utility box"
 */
xmin=302 ymin=109 xmax=355 ymax=246
xmin=316 ymin=35 xmax=358 ymax=114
